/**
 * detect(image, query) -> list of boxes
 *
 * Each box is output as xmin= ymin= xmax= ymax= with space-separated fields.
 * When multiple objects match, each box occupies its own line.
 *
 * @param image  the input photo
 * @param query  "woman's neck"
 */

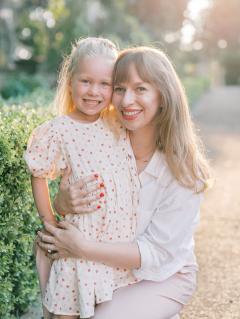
xmin=129 ymin=126 xmax=157 ymax=166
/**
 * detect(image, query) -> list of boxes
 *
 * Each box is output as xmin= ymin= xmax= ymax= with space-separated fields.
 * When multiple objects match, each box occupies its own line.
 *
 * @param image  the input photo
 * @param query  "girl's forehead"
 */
xmin=74 ymin=56 xmax=114 ymax=75
xmin=79 ymin=55 xmax=114 ymax=67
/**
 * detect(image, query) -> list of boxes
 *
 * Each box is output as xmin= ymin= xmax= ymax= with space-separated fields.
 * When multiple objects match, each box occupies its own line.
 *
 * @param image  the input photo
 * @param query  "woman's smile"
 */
xmin=112 ymin=64 xmax=160 ymax=132
xmin=121 ymin=108 xmax=143 ymax=120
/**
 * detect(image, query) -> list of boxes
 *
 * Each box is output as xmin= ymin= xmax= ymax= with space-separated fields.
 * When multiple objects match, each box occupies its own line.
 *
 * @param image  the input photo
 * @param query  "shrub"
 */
xmin=0 ymin=73 xmax=53 ymax=100
xmin=0 ymin=104 xmax=55 ymax=318
xmin=1 ymin=88 xmax=54 ymax=109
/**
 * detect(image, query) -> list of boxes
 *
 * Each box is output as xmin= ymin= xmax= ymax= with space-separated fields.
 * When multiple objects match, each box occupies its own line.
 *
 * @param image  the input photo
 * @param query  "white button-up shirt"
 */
xmin=133 ymin=151 xmax=202 ymax=281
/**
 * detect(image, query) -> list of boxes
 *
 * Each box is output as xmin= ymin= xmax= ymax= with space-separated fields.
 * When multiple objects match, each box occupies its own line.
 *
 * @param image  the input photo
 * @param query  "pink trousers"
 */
xmin=91 ymin=271 xmax=196 ymax=319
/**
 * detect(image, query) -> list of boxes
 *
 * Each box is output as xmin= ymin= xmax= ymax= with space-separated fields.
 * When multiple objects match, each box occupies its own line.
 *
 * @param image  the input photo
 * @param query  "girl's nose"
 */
xmin=88 ymin=83 xmax=99 ymax=95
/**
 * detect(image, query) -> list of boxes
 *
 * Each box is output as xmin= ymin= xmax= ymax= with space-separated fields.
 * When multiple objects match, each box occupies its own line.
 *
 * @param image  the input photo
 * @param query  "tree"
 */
xmin=128 ymin=0 xmax=188 ymax=33
xmin=1 ymin=0 xmax=190 ymax=76
xmin=197 ymin=0 xmax=240 ymax=84
xmin=200 ymin=0 xmax=240 ymax=50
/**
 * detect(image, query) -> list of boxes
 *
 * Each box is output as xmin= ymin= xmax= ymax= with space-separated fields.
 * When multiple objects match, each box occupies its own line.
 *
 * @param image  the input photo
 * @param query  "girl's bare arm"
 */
xmin=31 ymin=176 xmax=57 ymax=225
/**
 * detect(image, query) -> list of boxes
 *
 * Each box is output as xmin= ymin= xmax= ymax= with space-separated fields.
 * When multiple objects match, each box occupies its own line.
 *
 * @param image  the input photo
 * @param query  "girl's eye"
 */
xmin=101 ymin=82 xmax=111 ymax=87
xmin=80 ymin=79 xmax=89 ymax=84
xmin=114 ymin=86 xmax=125 ymax=93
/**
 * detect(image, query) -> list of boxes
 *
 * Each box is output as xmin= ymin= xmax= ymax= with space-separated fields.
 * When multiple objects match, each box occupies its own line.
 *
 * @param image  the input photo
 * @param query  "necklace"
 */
xmin=135 ymin=148 xmax=155 ymax=163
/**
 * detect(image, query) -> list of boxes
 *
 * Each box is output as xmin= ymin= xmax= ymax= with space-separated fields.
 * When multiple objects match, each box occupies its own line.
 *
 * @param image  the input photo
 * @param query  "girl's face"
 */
xmin=70 ymin=56 xmax=114 ymax=122
xmin=112 ymin=64 xmax=160 ymax=132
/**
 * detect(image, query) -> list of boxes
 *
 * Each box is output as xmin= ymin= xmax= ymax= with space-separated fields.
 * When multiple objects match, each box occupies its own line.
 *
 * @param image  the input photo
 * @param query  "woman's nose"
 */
xmin=122 ymin=89 xmax=135 ymax=107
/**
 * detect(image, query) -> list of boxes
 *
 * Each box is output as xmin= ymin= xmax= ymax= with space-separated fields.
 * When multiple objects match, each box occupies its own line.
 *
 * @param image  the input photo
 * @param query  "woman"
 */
xmin=38 ymin=46 xmax=211 ymax=319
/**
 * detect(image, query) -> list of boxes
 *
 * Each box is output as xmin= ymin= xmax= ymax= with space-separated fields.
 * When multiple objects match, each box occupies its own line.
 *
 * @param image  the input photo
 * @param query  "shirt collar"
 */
xmin=140 ymin=150 xmax=167 ymax=180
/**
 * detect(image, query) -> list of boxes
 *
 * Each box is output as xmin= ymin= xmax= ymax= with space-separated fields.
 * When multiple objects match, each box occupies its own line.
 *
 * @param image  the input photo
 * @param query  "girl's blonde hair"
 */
xmin=54 ymin=37 xmax=118 ymax=115
xmin=113 ymin=47 xmax=212 ymax=192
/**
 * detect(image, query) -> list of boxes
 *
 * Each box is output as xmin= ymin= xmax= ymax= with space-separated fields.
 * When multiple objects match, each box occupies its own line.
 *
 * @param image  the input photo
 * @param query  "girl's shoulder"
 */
xmin=30 ymin=115 xmax=68 ymax=142
xmin=39 ymin=115 xmax=70 ymax=131
xmin=47 ymin=115 xmax=68 ymax=127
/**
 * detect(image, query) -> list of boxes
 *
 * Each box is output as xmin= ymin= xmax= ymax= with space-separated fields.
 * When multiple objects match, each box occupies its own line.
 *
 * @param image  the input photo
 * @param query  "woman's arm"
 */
xmin=38 ymin=181 xmax=202 ymax=275
xmin=38 ymin=221 xmax=141 ymax=269
xmin=31 ymin=176 xmax=56 ymax=225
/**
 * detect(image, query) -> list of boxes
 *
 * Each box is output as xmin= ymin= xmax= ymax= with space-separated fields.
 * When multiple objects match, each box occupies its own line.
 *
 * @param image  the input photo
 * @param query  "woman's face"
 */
xmin=112 ymin=64 xmax=160 ymax=132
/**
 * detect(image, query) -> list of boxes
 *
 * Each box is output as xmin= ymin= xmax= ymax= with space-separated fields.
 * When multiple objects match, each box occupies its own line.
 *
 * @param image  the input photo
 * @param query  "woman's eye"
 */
xmin=114 ymin=86 xmax=125 ymax=93
xmin=136 ymin=86 xmax=147 ymax=92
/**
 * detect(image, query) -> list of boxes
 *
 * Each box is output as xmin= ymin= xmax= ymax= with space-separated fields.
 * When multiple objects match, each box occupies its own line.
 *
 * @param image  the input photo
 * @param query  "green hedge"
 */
xmin=0 ymin=104 xmax=54 ymax=318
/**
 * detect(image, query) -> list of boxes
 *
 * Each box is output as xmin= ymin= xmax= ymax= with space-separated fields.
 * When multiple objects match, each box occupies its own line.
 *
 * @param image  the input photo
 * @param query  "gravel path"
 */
xmin=21 ymin=86 xmax=240 ymax=319
xmin=181 ymin=86 xmax=240 ymax=319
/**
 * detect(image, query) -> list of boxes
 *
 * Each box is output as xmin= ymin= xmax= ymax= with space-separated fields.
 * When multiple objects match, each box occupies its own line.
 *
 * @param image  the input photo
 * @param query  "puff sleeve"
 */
xmin=24 ymin=120 xmax=68 ymax=180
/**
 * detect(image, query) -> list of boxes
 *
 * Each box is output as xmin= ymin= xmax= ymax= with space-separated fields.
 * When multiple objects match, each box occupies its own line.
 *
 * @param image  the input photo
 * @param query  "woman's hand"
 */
xmin=37 ymin=221 xmax=87 ymax=260
xmin=54 ymin=169 xmax=105 ymax=216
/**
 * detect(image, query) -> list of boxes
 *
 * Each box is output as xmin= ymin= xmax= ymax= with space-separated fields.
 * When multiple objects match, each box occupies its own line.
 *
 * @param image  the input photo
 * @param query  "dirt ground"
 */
xmin=181 ymin=86 xmax=240 ymax=319
xmin=21 ymin=86 xmax=240 ymax=319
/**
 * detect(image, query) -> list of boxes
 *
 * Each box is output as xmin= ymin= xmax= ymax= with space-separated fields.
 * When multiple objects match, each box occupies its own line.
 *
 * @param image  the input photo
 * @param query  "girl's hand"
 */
xmin=37 ymin=221 xmax=86 ymax=260
xmin=54 ymin=169 xmax=105 ymax=216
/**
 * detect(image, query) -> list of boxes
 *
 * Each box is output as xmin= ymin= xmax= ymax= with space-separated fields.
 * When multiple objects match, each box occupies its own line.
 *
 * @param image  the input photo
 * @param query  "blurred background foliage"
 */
xmin=0 ymin=1 xmax=239 ymax=317
xmin=1 ymin=0 xmax=239 ymax=104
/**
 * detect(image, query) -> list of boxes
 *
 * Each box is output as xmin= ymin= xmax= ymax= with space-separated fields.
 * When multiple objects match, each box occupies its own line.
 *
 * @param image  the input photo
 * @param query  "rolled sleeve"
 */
xmin=133 ymin=183 xmax=202 ymax=281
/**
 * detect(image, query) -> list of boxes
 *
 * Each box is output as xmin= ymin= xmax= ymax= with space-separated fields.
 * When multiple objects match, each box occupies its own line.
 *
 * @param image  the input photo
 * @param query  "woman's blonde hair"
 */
xmin=113 ymin=47 xmax=212 ymax=192
xmin=54 ymin=37 xmax=118 ymax=115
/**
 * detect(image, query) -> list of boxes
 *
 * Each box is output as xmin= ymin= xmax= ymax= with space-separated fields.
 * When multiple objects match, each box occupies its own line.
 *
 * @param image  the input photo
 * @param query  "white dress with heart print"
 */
xmin=24 ymin=114 xmax=140 ymax=317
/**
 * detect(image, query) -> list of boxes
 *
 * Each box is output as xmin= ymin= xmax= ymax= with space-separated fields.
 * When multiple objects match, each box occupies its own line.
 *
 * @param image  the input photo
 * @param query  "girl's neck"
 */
xmin=69 ymin=110 xmax=100 ymax=123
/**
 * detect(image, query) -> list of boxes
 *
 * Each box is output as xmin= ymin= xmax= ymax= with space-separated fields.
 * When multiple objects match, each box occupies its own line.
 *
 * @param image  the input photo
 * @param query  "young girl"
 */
xmin=24 ymin=37 xmax=139 ymax=319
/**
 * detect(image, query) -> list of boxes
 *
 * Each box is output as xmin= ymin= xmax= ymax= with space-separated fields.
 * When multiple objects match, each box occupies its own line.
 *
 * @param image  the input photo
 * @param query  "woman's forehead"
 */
xmin=114 ymin=60 xmax=149 ymax=84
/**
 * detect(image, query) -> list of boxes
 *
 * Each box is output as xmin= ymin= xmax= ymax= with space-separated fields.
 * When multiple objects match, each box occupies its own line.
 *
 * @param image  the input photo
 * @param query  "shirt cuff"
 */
xmin=133 ymin=239 xmax=153 ymax=275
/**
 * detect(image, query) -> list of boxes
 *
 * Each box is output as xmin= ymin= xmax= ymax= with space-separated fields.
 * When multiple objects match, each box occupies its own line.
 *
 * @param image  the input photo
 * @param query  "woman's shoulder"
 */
xmin=152 ymin=152 xmax=202 ymax=200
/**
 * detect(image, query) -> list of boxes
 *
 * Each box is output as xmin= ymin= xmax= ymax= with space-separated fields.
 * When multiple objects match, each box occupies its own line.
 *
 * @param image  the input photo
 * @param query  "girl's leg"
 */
xmin=34 ymin=240 xmax=52 ymax=319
